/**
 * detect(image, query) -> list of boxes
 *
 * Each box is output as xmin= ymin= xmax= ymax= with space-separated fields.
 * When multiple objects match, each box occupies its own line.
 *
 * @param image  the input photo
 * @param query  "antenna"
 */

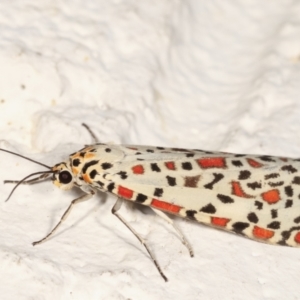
xmin=4 ymin=170 xmax=54 ymax=202
xmin=0 ymin=149 xmax=51 ymax=169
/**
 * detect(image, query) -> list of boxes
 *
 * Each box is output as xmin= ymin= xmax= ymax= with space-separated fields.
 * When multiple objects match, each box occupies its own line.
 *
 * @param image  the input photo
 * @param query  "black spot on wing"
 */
xmin=232 ymin=160 xmax=243 ymax=167
xmin=217 ymin=194 xmax=234 ymax=204
xmin=232 ymin=222 xmax=249 ymax=233
xmin=136 ymin=194 xmax=148 ymax=203
xmin=73 ymin=159 xmax=81 ymax=167
xmin=200 ymin=203 xmax=216 ymax=214
xmin=107 ymin=182 xmax=115 ymax=192
xmin=151 ymin=163 xmax=161 ymax=172
xmin=186 ymin=210 xmax=197 ymax=220
xmin=255 ymin=201 xmax=263 ymax=210
xmin=204 ymin=173 xmax=224 ymax=189
xmin=268 ymin=181 xmax=284 ymax=187
xmin=171 ymin=148 xmax=190 ymax=152
xmin=186 ymin=153 xmax=195 ymax=158
xmin=154 ymin=188 xmax=163 ymax=197
xmin=166 ymin=176 xmax=176 ymax=186
xmin=247 ymin=182 xmax=261 ymax=190
xmin=259 ymin=156 xmax=276 ymax=162
xmin=238 ymin=170 xmax=251 ymax=180
xmin=105 ymin=148 xmax=111 ymax=152
xmin=182 ymin=162 xmax=193 ymax=170
xmin=265 ymin=173 xmax=279 ymax=180
xmin=82 ymin=160 xmax=99 ymax=173
xmin=292 ymin=176 xmax=300 ymax=185
xmin=294 ymin=216 xmax=300 ymax=223
xmin=280 ymin=231 xmax=291 ymax=243
xmin=271 ymin=209 xmax=278 ymax=219
xmin=284 ymin=186 xmax=293 ymax=197
xmin=89 ymin=169 xmax=98 ymax=179
xmin=285 ymin=199 xmax=293 ymax=208
xmin=117 ymin=171 xmax=128 ymax=179
xmin=102 ymin=162 xmax=112 ymax=170
xmin=247 ymin=212 xmax=258 ymax=223
xmin=267 ymin=221 xmax=280 ymax=229
xmin=96 ymin=181 xmax=104 ymax=188
xmin=281 ymin=165 xmax=297 ymax=173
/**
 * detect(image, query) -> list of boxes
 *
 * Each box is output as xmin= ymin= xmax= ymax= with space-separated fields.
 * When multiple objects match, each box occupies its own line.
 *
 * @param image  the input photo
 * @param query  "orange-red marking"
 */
xmin=280 ymin=157 xmax=288 ymax=162
xmin=71 ymin=167 xmax=79 ymax=175
xmin=132 ymin=165 xmax=144 ymax=174
xmin=118 ymin=186 xmax=134 ymax=199
xmin=196 ymin=157 xmax=226 ymax=169
xmin=261 ymin=189 xmax=280 ymax=204
xmin=127 ymin=147 xmax=138 ymax=150
xmin=165 ymin=161 xmax=176 ymax=170
xmin=85 ymin=153 xmax=95 ymax=159
xmin=294 ymin=232 xmax=300 ymax=244
xmin=247 ymin=158 xmax=263 ymax=168
xmin=151 ymin=199 xmax=181 ymax=213
xmin=211 ymin=217 xmax=230 ymax=227
xmin=82 ymin=173 xmax=92 ymax=183
xmin=252 ymin=226 xmax=274 ymax=240
xmin=231 ymin=181 xmax=253 ymax=198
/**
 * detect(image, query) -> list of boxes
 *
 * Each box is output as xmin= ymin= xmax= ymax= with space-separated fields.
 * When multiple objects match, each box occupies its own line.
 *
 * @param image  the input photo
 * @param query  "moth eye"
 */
xmin=59 ymin=171 xmax=72 ymax=184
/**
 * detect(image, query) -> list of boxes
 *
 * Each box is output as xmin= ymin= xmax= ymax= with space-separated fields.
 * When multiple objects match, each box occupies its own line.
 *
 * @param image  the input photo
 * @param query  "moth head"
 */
xmin=52 ymin=163 xmax=74 ymax=190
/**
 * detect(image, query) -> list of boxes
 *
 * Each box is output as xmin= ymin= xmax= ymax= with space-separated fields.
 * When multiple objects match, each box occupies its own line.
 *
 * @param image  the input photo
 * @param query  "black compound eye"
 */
xmin=59 ymin=171 xmax=72 ymax=184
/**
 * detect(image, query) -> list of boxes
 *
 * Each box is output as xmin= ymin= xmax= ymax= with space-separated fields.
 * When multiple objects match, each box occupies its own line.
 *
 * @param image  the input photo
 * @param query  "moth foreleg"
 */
xmin=112 ymin=197 xmax=168 ymax=282
xmin=151 ymin=208 xmax=194 ymax=257
xmin=32 ymin=190 xmax=95 ymax=246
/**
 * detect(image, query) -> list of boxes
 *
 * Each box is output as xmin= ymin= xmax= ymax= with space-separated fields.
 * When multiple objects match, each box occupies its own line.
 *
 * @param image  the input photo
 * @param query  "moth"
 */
xmin=1 ymin=124 xmax=300 ymax=281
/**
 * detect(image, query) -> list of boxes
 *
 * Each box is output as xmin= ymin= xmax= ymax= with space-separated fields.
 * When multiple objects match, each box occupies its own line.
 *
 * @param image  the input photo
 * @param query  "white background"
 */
xmin=0 ymin=1 xmax=300 ymax=299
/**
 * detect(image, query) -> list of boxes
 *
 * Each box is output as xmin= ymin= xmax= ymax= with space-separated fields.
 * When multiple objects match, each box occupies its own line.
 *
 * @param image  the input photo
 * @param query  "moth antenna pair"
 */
xmin=1 ymin=123 xmax=97 ymax=202
xmin=0 ymin=148 xmax=54 ymax=202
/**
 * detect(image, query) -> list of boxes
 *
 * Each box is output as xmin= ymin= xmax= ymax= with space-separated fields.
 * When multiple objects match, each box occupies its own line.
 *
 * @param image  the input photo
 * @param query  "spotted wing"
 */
xmin=106 ymin=145 xmax=300 ymax=247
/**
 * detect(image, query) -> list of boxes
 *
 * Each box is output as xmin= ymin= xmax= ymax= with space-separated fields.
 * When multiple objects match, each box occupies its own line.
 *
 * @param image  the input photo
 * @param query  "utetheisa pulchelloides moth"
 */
xmin=1 ymin=123 xmax=300 ymax=281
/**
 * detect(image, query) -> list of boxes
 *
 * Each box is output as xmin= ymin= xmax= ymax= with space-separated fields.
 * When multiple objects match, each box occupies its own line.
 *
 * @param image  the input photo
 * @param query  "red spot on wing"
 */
xmin=196 ymin=157 xmax=226 ymax=169
xmin=151 ymin=199 xmax=181 ymax=213
xmin=261 ymin=189 xmax=280 ymax=204
xmin=252 ymin=226 xmax=274 ymax=240
xmin=132 ymin=165 xmax=144 ymax=174
xmin=118 ymin=186 xmax=134 ymax=199
xmin=165 ymin=161 xmax=176 ymax=170
xmin=247 ymin=158 xmax=263 ymax=168
xmin=231 ymin=181 xmax=253 ymax=198
xmin=294 ymin=232 xmax=300 ymax=244
xmin=211 ymin=217 xmax=230 ymax=227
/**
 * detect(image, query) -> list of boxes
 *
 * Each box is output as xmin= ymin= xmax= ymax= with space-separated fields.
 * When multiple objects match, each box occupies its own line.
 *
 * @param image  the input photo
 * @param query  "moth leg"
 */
xmin=32 ymin=190 xmax=95 ymax=246
xmin=112 ymin=197 xmax=168 ymax=282
xmin=4 ymin=173 xmax=51 ymax=185
xmin=151 ymin=208 xmax=194 ymax=257
xmin=82 ymin=123 xmax=99 ymax=143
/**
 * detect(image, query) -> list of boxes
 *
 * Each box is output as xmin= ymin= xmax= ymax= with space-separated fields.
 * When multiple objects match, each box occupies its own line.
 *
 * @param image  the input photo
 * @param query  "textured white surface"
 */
xmin=0 ymin=1 xmax=300 ymax=299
